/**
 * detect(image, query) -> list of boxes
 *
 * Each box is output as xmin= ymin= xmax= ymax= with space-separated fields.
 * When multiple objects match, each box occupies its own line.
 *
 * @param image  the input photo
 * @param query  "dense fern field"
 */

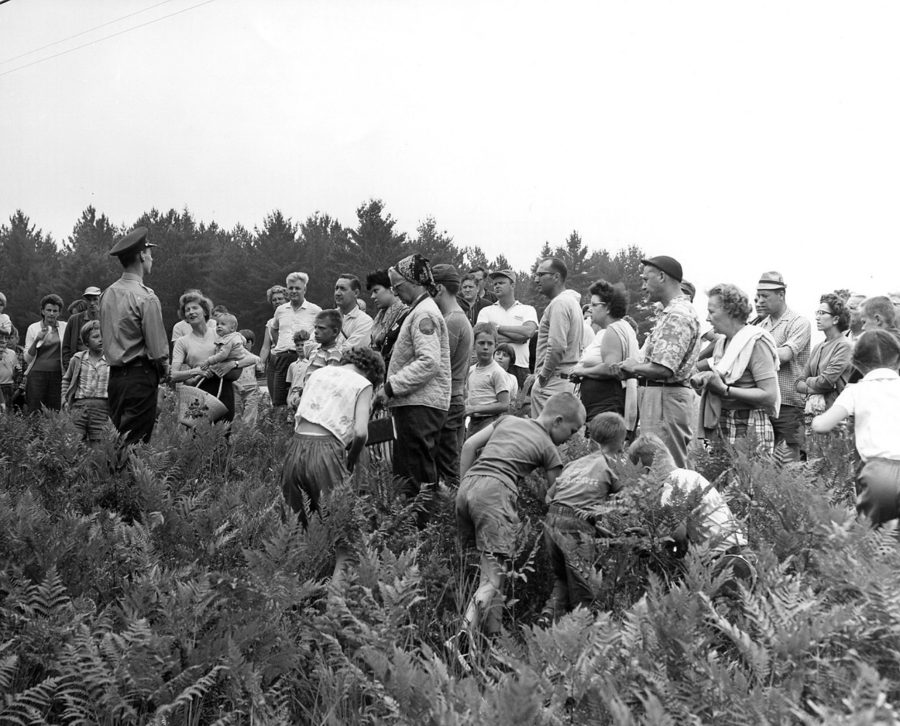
xmin=1 ymin=396 xmax=899 ymax=725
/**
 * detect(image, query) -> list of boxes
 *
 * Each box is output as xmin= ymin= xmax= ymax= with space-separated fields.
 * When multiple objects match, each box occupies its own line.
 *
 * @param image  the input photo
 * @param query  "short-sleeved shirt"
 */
xmin=445 ymin=308 xmax=473 ymax=405
xmin=758 ymin=307 xmax=811 ymax=408
xmin=339 ymin=306 xmax=374 ymax=353
xmin=99 ymin=273 xmax=168 ymax=366
xmin=296 ymin=365 xmax=372 ymax=445
xmin=721 ymin=337 xmax=778 ymax=416
xmin=833 ymin=368 xmax=900 ymax=462
xmin=467 ymin=361 xmax=510 ymax=408
xmin=271 ymin=300 xmax=323 ymax=354
xmin=302 ymin=343 xmax=342 ymax=387
xmin=662 ymin=469 xmax=747 ymax=551
xmin=464 ymin=415 xmax=563 ymax=491
xmin=643 ymin=295 xmax=700 ymax=383
xmin=476 ymin=301 xmax=538 ymax=369
xmin=0 ymin=348 xmax=20 ymax=385
xmin=548 ymin=451 xmax=620 ymax=513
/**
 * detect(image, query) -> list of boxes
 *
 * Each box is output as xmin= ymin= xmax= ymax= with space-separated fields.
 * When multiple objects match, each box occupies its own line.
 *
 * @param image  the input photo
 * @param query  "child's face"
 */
xmin=87 ymin=329 xmax=103 ymax=352
xmin=294 ymin=338 xmax=306 ymax=356
xmin=216 ymin=318 xmax=236 ymax=337
xmin=493 ymin=349 xmax=511 ymax=371
xmin=474 ymin=333 xmax=496 ymax=363
xmin=0 ymin=335 xmax=8 ymax=350
xmin=314 ymin=320 xmax=339 ymax=346
xmin=549 ymin=413 xmax=586 ymax=445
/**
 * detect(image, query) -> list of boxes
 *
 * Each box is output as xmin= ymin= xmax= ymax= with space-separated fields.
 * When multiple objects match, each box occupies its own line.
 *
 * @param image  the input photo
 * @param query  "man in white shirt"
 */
xmin=270 ymin=271 xmax=322 ymax=408
xmin=334 ymin=273 xmax=373 ymax=353
xmin=476 ymin=269 xmax=538 ymax=388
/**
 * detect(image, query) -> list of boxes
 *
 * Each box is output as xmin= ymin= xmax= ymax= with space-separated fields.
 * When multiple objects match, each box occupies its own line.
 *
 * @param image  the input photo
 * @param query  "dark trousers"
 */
xmin=271 ymin=350 xmax=297 ymax=406
xmin=770 ymin=404 xmax=804 ymax=460
xmin=392 ymin=404 xmax=448 ymax=498
xmin=26 ymin=369 xmax=62 ymax=413
xmin=511 ymin=365 xmax=530 ymax=390
xmin=108 ymin=360 xmax=159 ymax=444
xmin=435 ymin=402 xmax=465 ymax=487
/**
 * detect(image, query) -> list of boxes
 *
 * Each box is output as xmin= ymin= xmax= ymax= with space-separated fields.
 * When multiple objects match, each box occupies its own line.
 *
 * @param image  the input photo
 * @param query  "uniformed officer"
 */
xmin=100 ymin=226 xmax=169 ymax=444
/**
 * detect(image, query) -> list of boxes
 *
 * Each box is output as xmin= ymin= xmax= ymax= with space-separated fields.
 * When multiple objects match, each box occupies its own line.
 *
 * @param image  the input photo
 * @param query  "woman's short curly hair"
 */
xmin=178 ymin=292 xmax=211 ymax=321
xmin=366 ymin=269 xmax=391 ymax=290
xmin=820 ymin=292 xmax=850 ymax=332
xmin=40 ymin=293 xmax=64 ymax=312
xmin=340 ymin=346 xmax=386 ymax=387
xmin=707 ymin=284 xmax=752 ymax=323
xmin=266 ymin=285 xmax=287 ymax=305
xmin=588 ymin=280 xmax=628 ymax=319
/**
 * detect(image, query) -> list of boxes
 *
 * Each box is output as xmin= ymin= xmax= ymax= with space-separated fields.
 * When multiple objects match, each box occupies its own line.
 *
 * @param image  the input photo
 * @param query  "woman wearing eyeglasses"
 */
xmin=571 ymin=280 xmax=638 ymax=429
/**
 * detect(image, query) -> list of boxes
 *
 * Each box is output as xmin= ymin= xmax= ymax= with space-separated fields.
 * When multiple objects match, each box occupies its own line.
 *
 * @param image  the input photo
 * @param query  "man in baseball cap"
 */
xmin=611 ymin=255 xmax=699 ymax=467
xmin=100 ymin=226 xmax=169 ymax=444
xmin=476 ymin=269 xmax=537 ymax=389
xmin=62 ymin=285 xmax=104 ymax=368
xmin=755 ymin=271 xmax=810 ymax=461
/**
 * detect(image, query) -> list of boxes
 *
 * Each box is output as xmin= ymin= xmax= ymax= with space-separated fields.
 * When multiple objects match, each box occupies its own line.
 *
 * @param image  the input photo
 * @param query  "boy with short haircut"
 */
xmin=234 ymin=328 xmax=261 ymax=426
xmin=450 ymin=392 xmax=586 ymax=660
xmin=627 ymin=433 xmax=747 ymax=555
xmin=201 ymin=313 xmax=245 ymax=374
xmin=466 ymin=322 xmax=511 ymax=437
xmin=285 ymin=329 xmax=311 ymax=410
xmin=301 ymin=309 xmax=343 ymax=386
xmin=61 ymin=320 xmax=110 ymax=442
xmin=540 ymin=412 xmax=627 ymax=622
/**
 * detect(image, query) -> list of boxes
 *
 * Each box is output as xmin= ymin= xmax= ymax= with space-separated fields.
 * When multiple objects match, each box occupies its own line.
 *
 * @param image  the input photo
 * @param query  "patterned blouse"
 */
xmin=296 ymin=365 xmax=372 ymax=445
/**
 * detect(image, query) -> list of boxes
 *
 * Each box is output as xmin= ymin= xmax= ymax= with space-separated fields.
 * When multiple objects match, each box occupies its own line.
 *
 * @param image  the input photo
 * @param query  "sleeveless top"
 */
xmin=296 ymin=365 xmax=372 ymax=445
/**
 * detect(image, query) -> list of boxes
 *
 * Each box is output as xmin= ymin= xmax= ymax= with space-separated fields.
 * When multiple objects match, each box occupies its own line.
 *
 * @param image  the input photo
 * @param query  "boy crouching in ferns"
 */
xmin=539 ymin=412 xmax=627 ymax=624
xmin=448 ymin=392 xmax=586 ymax=665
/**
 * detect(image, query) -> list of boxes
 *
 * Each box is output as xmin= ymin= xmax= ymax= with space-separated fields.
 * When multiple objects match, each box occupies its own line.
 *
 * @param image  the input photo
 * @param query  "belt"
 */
xmin=110 ymin=358 xmax=154 ymax=372
xmin=639 ymin=379 xmax=689 ymax=388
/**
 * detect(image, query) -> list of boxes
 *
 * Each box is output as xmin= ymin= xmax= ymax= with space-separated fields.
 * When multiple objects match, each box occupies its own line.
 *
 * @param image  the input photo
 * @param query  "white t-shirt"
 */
xmin=475 ymin=301 xmax=538 ymax=369
xmin=662 ymin=469 xmax=747 ymax=552
xmin=833 ymin=368 xmax=900 ymax=461
xmin=467 ymin=360 xmax=511 ymax=408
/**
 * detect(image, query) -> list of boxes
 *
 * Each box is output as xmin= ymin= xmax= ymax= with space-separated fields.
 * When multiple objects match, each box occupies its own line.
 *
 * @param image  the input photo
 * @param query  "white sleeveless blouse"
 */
xmin=295 ymin=366 xmax=372 ymax=445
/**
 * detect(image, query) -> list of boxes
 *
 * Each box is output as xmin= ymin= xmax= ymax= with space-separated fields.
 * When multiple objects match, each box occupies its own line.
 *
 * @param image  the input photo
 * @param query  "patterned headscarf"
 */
xmin=392 ymin=254 xmax=436 ymax=290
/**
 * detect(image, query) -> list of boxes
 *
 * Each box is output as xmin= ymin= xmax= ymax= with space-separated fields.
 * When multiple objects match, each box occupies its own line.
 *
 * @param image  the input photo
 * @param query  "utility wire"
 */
xmin=1 ymin=0 xmax=176 ymax=65
xmin=0 ymin=0 xmax=218 ymax=79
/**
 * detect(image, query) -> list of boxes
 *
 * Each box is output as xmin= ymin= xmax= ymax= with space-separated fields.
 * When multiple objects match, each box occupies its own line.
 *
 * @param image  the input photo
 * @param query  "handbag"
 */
xmin=367 ymin=413 xmax=397 ymax=446
xmin=177 ymin=383 xmax=229 ymax=427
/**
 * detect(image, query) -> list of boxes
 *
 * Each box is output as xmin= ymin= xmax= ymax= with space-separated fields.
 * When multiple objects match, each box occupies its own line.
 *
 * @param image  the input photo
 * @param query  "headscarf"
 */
xmin=392 ymin=254 xmax=436 ymax=292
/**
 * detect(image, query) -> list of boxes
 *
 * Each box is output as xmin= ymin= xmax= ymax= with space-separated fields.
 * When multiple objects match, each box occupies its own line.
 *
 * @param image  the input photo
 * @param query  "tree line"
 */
xmin=0 ymin=200 xmax=655 ymax=343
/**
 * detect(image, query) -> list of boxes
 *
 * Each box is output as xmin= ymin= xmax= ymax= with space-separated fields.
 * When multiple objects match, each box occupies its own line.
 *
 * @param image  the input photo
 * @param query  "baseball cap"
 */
xmin=489 ymin=269 xmax=517 ymax=283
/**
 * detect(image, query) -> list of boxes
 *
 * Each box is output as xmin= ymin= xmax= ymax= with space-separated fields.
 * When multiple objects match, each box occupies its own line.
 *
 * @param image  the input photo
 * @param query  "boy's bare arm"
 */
xmin=460 ymin=424 xmax=494 ymax=477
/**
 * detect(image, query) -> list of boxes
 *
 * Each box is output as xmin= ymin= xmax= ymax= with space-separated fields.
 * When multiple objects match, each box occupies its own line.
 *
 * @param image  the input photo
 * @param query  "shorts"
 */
xmin=455 ymin=475 xmax=519 ymax=557
xmin=71 ymin=398 xmax=110 ymax=442
xmin=281 ymin=433 xmax=349 ymax=525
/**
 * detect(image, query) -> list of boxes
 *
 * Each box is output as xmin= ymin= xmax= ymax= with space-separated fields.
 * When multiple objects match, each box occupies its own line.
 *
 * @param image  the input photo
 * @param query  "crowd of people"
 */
xmin=3 ymin=226 xmax=900 ymax=666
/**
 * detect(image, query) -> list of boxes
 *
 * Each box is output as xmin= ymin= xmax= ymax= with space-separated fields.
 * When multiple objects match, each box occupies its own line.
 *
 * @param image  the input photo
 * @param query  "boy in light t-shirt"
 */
xmin=466 ymin=323 xmax=510 ymax=437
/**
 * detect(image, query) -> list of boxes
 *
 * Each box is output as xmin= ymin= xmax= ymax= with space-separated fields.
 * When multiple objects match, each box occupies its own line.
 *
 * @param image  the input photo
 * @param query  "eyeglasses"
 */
xmin=590 ymin=300 xmax=607 ymax=307
xmin=814 ymin=309 xmax=835 ymax=316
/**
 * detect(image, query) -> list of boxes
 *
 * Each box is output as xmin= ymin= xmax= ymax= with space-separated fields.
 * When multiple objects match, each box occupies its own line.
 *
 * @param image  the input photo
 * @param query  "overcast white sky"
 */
xmin=2 ymin=0 xmax=899 ymax=326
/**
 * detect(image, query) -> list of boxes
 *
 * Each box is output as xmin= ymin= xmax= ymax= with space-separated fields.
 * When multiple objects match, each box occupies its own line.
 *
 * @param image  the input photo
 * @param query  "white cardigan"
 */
xmin=23 ymin=320 xmax=67 ymax=373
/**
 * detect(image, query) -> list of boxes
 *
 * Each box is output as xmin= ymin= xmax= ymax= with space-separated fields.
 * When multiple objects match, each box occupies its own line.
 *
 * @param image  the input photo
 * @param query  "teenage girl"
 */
xmin=812 ymin=329 xmax=900 ymax=524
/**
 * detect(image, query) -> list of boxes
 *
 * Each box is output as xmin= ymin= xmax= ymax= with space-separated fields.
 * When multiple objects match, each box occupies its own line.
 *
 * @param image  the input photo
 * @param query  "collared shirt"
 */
xmin=272 ymin=300 xmax=323 ymax=353
xmin=758 ymin=307 xmax=810 ymax=408
xmin=536 ymin=289 xmax=583 ymax=378
xmin=476 ymin=300 xmax=538 ymax=368
xmin=339 ymin=306 xmax=374 ymax=354
xmin=833 ymin=368 xmax=900 ymax=461
xmin=75 ymin=353 xmax=110 ymax=399
xmin=643 ymin=294 xmax=700 ymax=383
xmin=99 ymin=272 xmax=168 ymax=366
xmin=301 ymin=342 xmax=343 ymax=387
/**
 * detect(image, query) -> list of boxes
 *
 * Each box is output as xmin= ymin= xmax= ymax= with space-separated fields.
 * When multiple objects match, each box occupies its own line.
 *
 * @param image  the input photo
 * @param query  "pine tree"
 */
xmin=0 ymin=210 xmax=61 ymax=328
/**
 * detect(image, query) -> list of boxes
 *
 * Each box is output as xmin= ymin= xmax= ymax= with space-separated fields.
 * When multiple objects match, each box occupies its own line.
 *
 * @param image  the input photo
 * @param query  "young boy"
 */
xmin=61 ymin=321 xmax=110 ymax=442
xmin=450 ymin=392 xmax=586 ymax=660
xmin=234 ymin=328 xmax=261 ymax=427
xmin=466 ymin=322 xmax=511 ymax=437
xmin=285 ymin=329 xmax=311 ymax=411
xmin=540 ymin=412 xmax=627 ymax=623
xmin=627 ymin=433 xmax=747 ymax=556
xmin=0 ymin=328 xmax=21 ymax=412
xmin=295 ymin=309 xmax=343 ymax=392
xmin=201 ymin=313 xmax=245 ymax=374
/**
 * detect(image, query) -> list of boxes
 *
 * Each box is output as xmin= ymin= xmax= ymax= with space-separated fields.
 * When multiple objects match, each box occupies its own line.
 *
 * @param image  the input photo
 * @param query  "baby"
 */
xmin=201 ymin=314 xmax=245 ymax=376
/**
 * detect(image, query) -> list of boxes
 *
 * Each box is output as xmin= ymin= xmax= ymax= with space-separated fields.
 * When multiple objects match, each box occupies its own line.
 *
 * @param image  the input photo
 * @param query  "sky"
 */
xmin=2 ymin=0 xmax=900 ymax=330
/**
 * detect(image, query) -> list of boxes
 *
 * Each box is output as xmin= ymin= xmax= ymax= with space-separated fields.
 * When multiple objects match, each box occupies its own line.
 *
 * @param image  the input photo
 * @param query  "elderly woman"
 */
xmin=572 ymin=280 xmax=638 ymax=429
xmin=258 ymin=284 xmax=288 ymax=396
xmin=691 ymin=284 xmax=780 ymax=454
xmin=796 ymin=293 xmax=853 ymax=421
xmin=170 ymin=292 xmax=255 ymax=422
xmin=23 ymin=293 xmax=68 ymax=413
xmin=366 ymin=269 xmax=408 ymax=377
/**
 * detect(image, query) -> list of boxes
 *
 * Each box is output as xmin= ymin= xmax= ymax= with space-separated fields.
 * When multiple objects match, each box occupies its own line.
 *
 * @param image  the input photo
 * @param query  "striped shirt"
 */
xmin=76 ymin=353 xmax=110 ymax=399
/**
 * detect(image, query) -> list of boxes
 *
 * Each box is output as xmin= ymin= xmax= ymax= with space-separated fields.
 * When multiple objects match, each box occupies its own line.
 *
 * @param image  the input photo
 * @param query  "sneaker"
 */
xmin=444 ymin=629 xmax=473 ymax=672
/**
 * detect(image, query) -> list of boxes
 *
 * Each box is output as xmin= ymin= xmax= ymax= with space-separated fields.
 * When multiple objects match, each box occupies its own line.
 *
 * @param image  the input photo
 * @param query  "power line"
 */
xmin=1 ymin=0 xmax=177 ymax=66
xmin=0 ymin=0 xmax=219 ymax=79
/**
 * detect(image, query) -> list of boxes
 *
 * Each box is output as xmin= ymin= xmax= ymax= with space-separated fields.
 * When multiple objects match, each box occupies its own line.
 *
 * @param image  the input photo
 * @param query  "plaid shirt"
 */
xmin=758 ymin=307 xmax=810 ymax=408
xmin=301 ymin=343 xmax=342 ymax=388
xmin=75 ymin=353 xmax=110 ymax=400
